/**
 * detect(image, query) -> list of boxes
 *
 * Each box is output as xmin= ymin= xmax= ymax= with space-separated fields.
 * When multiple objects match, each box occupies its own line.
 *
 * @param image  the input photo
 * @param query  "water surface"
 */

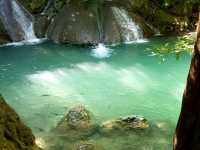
xmin=0 ymin=37 xmax=191 ymax=150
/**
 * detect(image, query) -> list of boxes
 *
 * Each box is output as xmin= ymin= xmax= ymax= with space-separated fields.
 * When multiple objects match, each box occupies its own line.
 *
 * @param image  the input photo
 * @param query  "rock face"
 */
xmin=101 ymin=115 xmax=149 ymax=131
xmin=0 ymin=95 xmax=41 ymax=150
xmin=1 ymin=0 xmax=198 ymax=45
xmin=0 ymin=20 xmax=11 ymax=44
xmin=47 ymin=2 xmax=100 ymax=44
xmin=102 ymin=5 xmax=122 ymax=44
xmin=74 ymin=142 xmax=104 ymax=150
xmin=47 ymin=1 xmax=153 ymax=44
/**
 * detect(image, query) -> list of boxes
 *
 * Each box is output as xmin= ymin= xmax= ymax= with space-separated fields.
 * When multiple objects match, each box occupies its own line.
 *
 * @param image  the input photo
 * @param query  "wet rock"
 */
xmin=64 ymin=105 xmax=91 ymax=129
xmin=55 ymin=106 xmax=97 ymax=140
xmin=18 ymin=0 xmax=47 ymax=14
xmin=102 ymin=5 xmax=122 ymax=44
xmin=101 ymin=115 xmax=149 ymax=131
xmin=0 ymin=95 xmax=41 ymax=150
xmin=47 ymin=2 xmax=100 ymax=44
xmin=129 ymin=13 xmax=156 ymax=37
xmin=34 ymin=14 xmax=50 ymax=38
xmin=47 ymin=1 xmax=149 ymax=45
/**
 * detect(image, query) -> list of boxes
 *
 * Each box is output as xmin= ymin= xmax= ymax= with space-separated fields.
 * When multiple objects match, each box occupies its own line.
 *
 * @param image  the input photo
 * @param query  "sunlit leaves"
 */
xmin=146 ymin=35 xmax=195 ymax=62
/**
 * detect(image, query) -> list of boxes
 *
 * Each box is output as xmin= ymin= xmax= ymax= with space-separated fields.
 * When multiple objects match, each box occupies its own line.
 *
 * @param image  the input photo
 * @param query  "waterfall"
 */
xmin=112 ymin=7 xmax=144 ymax=43
xmin=0 ymin=0 xmax=37 ymax=42
xmin=11 ymin=0 xmax=36 ymax=40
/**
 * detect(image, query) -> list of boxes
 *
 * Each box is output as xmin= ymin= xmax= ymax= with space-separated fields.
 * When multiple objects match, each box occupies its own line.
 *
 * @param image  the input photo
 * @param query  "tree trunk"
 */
xmin=173 ymin=14 xmax=200 ymax=150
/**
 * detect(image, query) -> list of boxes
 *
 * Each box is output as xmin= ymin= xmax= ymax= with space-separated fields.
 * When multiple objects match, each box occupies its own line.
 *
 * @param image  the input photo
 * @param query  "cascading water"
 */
xmin=112 ymin=7 xmax=145 ymax=43
xmin=11 ymin=0 xmax=36 ymax=40
xmin=0 ymin=0 xmax=38 ymax=42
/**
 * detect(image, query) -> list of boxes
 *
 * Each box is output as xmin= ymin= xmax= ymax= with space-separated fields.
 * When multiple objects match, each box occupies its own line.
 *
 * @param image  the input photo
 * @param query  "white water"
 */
xmin=1 ymin=38 xmax=47 ymax=47
xmin=91 ymin=43 xmax=113 ymax=59
xmin=112 ymin=7 xmax=145 ymax=43
xmin=11 ymin=0 xmax=37 ymax=40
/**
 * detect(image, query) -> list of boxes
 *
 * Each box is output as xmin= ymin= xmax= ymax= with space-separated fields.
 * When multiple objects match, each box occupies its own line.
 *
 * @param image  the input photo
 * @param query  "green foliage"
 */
xmin=146 ymin=36 xmax=194 ymax=62
xmin=30 ymin=0 xmax=46 ymax=11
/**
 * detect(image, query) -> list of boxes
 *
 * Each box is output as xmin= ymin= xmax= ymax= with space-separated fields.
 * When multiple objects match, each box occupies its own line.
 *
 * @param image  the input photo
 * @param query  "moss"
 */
xmin=0 ymin=95 xmax=41 ymax=150
xmin=18 ymin=0 xmax=47 ymax=14
xmin=30 ymin=0 xmax=47 ymax=13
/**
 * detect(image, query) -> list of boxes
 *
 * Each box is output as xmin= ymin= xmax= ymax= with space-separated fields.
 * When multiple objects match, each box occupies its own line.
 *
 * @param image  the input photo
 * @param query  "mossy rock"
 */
xmin=54 ymin=106 xmax=98 ymax=140
xmin=101 ymin=115 xmax=149 ymax=132
xmin=18 ymin=0 xmax=47 ymax=14
xmin=0 ymin=95 xmax=41 ymax=150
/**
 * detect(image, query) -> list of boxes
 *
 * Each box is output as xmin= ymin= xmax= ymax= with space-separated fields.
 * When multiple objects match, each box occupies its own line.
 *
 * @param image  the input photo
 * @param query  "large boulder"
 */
xmin=47 ymin=2 xmax=100 ymax=44
xmin=47 ymin=1 xmax=154 ymax=45
xmin=0 ymin=95 xmax=41 ymax=150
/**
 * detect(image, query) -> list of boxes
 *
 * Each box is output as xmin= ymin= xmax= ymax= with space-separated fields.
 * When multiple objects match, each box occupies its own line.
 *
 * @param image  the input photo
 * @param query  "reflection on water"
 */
xmin=0 ymin=37 xmax=191 ymax=149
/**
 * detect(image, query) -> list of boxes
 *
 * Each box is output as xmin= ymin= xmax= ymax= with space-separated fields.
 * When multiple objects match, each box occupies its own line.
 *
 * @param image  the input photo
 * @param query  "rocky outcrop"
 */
xmin=101 ymin=115 xmax=149 ymax=131
xmin=54 ymin=106 xmax=97 ymax=140
xmin=47 ymin=105 xmax=149 ymax=149
xmin=0 ymin=0 xmax=198 ymax=45
xmin=0 ymin=95 xmax=41 ymax=150
xmin=47 ymin=1 xmax=153 ymax=44
xmin=47 ymin=2 xmax=100 ymax=44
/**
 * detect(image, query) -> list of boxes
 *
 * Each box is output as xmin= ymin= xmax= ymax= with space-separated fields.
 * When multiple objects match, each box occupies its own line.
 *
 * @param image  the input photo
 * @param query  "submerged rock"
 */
xmin=65 ymin=105 xmax=91 ymax=129
xmin=0 ymin=95 xmax=41 ymax=150
xmin=55 ymin=106 xmax=97 ymax=139
xmin=101 ymin=115 xmax=149 ymax=131
xmin=74 ymin=142 xmax=104 ymax=150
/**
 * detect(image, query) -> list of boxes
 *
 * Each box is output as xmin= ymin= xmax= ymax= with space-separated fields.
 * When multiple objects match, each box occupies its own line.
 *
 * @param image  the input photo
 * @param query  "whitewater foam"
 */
xmin=91 ymin=43 xmax=113 ymax=59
